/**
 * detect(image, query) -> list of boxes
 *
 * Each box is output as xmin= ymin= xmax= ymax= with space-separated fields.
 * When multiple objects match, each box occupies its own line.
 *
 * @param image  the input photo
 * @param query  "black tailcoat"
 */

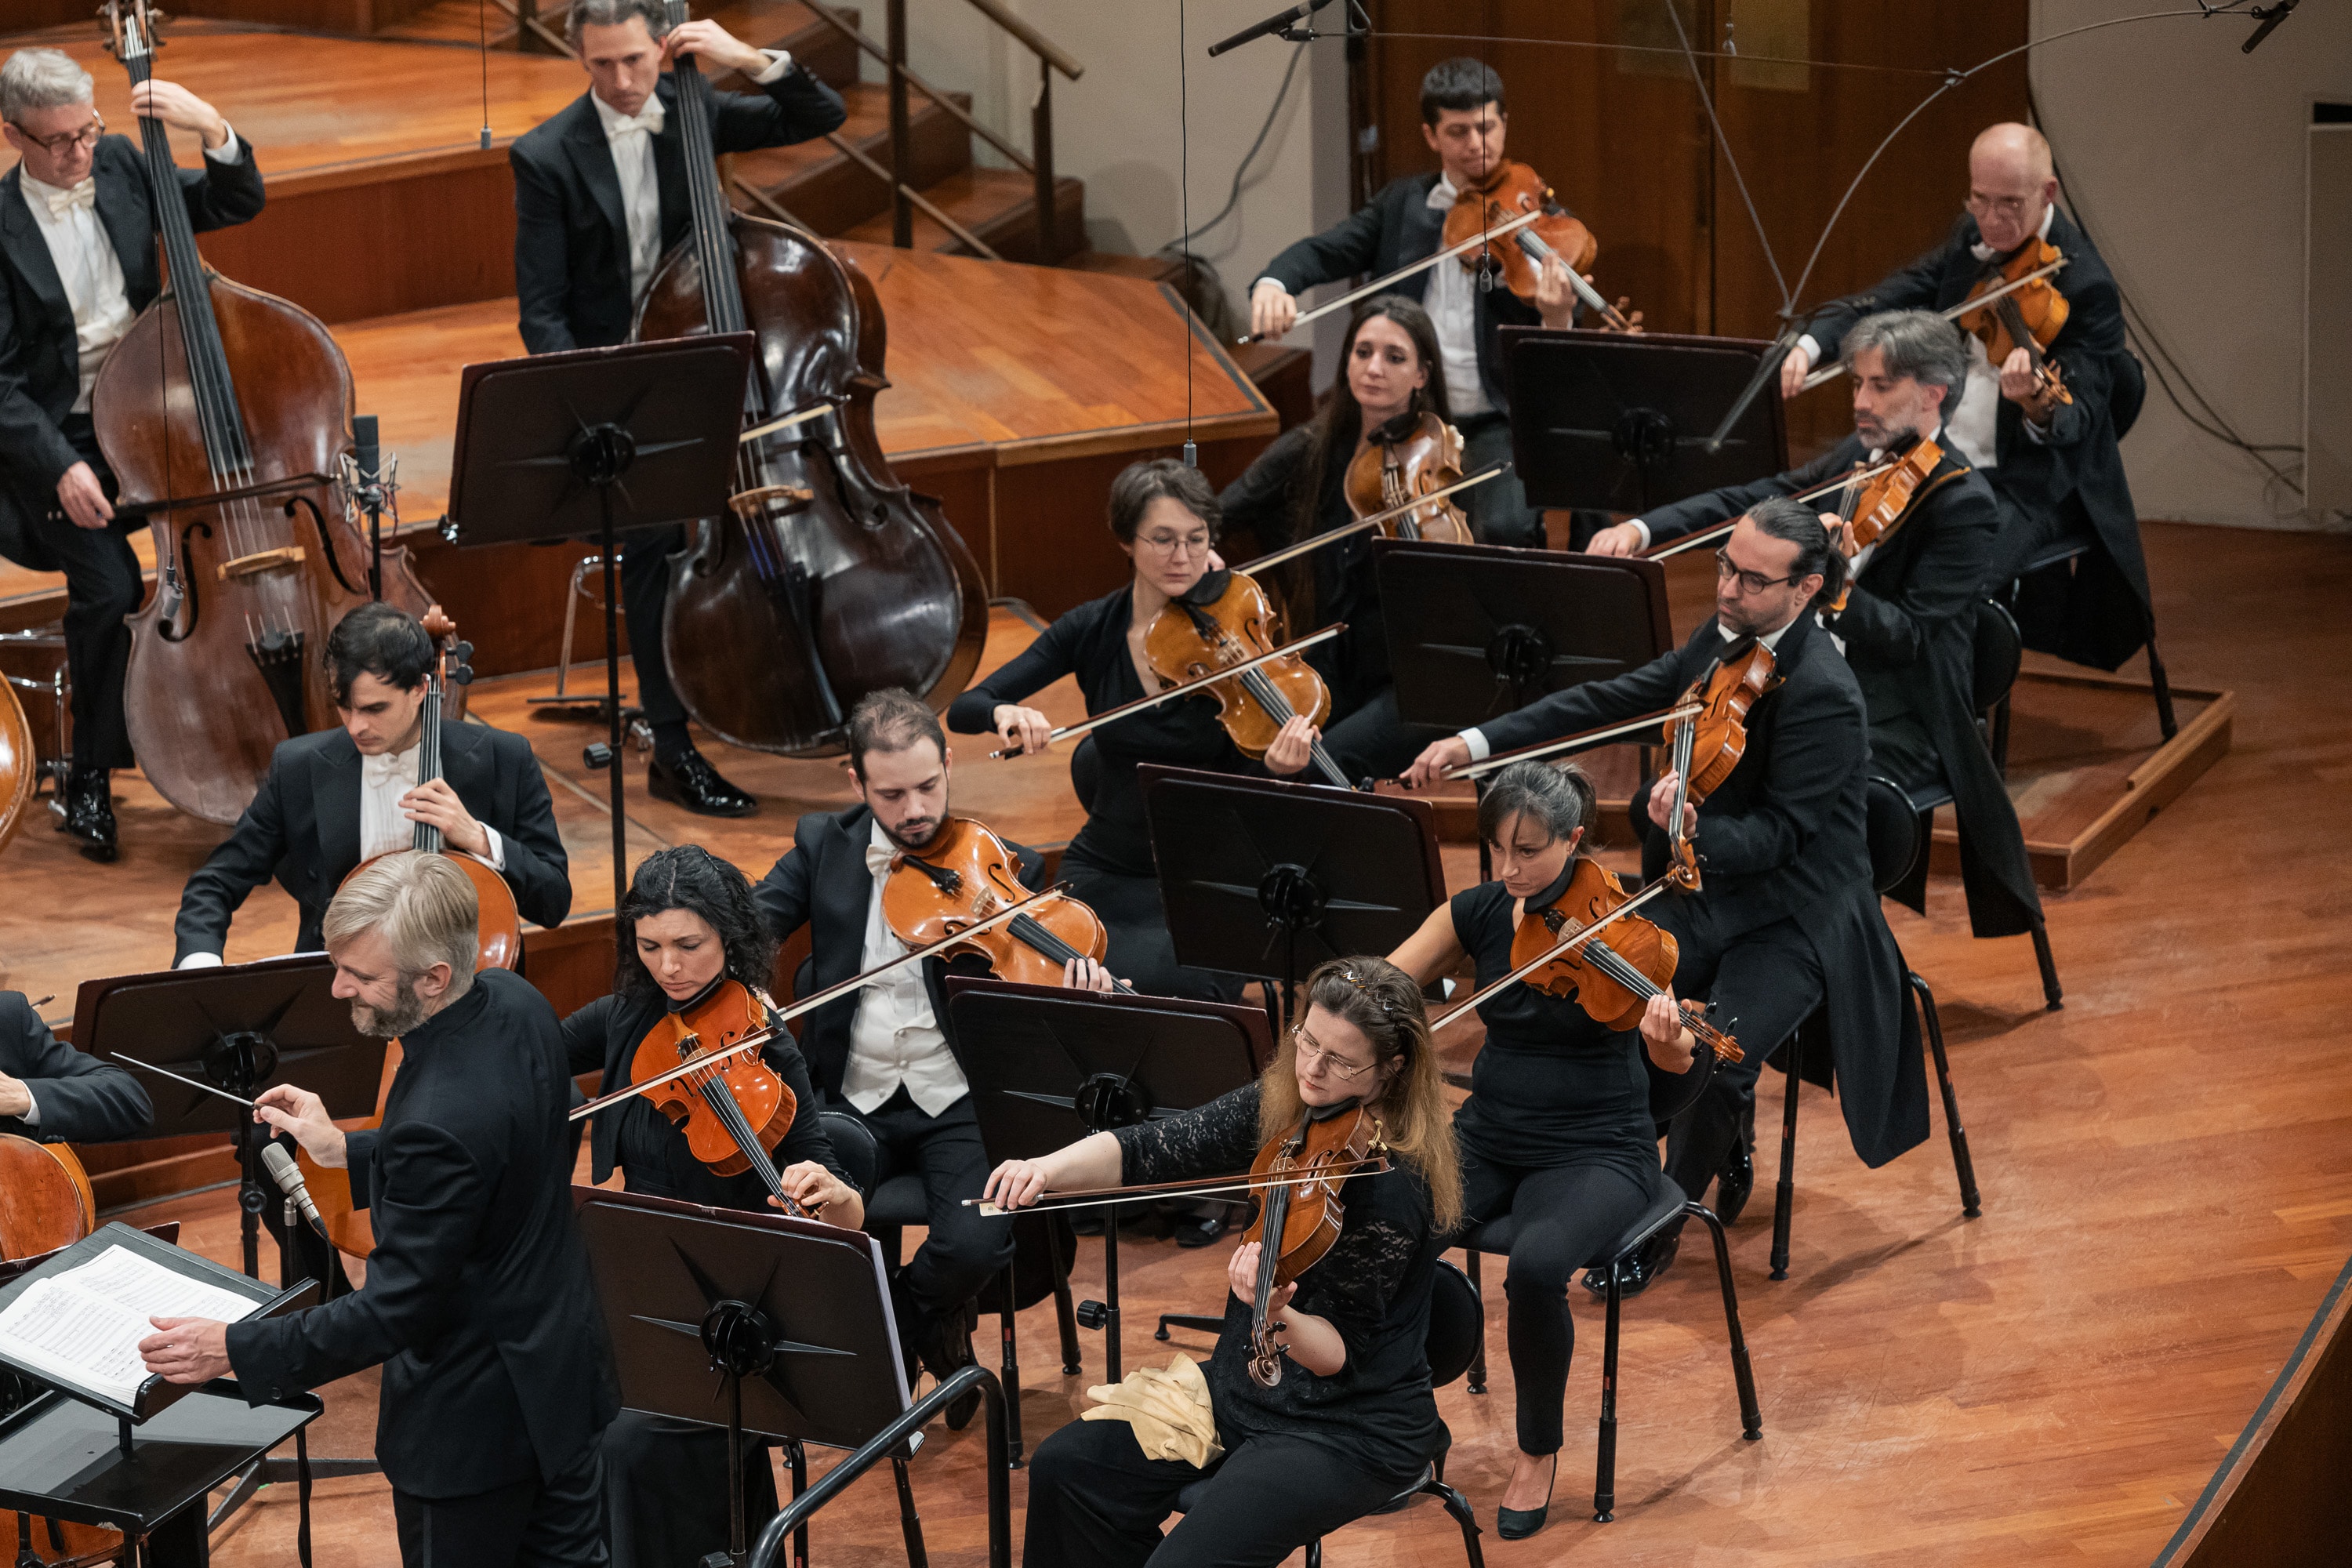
xmin=1478 ymin=611 xmax=1928 ymax=1169
xmin=1802 ymin=208 xmax=2151 ymax=670
xmin=0 ymin=133 xmax=267 ymax=570
xmin=172 ymin=720 xmax=571 ymax=963
xmin=0 ymin=991 xmax=151 ymax=1143
xmin=1636 ymin=432 xmax=2044 ymax=938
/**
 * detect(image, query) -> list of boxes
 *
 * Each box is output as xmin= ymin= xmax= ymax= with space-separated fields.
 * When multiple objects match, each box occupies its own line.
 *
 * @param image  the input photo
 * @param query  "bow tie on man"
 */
xmin=604 ymin=100 xmax=666 ymax=140
xmin=866 ymin=842 xmax=899 ymax=879
xmin=362 ymin=746 xmax=420 ymax=793
xmin=35 ymin=176 xmax=97 ymax=217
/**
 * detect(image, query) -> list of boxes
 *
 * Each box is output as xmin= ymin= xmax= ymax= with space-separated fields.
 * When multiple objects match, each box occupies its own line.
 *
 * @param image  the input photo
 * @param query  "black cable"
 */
xmin=1180 ymin=38 xmax=1309 ymax=247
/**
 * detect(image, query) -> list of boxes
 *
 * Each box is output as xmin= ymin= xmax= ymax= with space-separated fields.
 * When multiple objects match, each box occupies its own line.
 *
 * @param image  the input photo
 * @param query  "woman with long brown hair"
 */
xmin=985 ymin=957 xmax=1460 ymax=1568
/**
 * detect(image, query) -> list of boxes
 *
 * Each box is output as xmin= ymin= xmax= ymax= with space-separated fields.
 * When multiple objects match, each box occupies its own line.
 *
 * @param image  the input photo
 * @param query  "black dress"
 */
xmin=946 ymin=583 xmax=1250 ymax=999
xmin=562 ymin=985 xmax=855 ymax=1568
xmin=1021 ymin=1082 xmax=1446 ymax=1568
xmin=1450 ymin=866 xmax=1662 ymax=1456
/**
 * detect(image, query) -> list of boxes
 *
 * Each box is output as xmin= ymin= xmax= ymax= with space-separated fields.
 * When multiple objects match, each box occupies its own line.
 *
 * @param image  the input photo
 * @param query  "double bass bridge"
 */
xmin=216 ymin=544 xmax=307 ymax=582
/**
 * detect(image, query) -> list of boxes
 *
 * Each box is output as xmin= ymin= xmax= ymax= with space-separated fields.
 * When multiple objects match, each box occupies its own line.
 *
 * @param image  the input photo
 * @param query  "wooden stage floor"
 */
xmin=5 ymin=521 xmax=2335 ymax=1564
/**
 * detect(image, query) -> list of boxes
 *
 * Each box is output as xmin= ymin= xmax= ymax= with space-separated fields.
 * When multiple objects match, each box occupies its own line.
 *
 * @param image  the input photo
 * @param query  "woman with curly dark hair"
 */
xmin=562 ymin=844 xmax=862 ymax=1568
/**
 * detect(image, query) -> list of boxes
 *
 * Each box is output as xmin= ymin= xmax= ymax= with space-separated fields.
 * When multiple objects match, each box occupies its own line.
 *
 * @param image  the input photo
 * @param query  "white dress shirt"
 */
xmin=840 ymin=820 xmax=969 ymax=1116
xmin=1420 ymin=175 xmax=1491 ymax=419
xmin=1458 ymin=616 xmax=1792 ymax=761
xmin=19 ymin=128 xmax=241 ymax=412
xmin=592 ymin=52 xmax=795 ymax=305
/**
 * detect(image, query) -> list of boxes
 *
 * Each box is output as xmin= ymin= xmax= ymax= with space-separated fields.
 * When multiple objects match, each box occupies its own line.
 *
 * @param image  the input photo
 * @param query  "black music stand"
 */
xmin=1138 ymin=767 xmax=1446 ymax=1024
xmin=944 ymin=978 xmax=1272 ymax=1388
xmin=1374 ymin=537 xmax=1675 ymax=729
xmin=575 ymin=1185 xmax=1004 ymax=1568
xmin=74 ymin=956 xmax=387 ymax=1281
xmin=1501 ymin=328 xmax=1789 ymax=514
xmin=444 ymin=334 xmax=755 ymax=916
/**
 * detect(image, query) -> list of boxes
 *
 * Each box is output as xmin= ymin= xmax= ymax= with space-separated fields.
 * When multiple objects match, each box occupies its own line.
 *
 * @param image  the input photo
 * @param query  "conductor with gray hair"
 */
xmin=1586 ymin=308 xmax=2049 ymax=964
xmin=1 ymin=46 xmax=264 ymax=860
xmin=136 ymin=852 xmax=621 ymax=1566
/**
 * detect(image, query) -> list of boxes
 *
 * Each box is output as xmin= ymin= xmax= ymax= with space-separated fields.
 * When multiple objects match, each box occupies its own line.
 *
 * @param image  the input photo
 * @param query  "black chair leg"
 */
xmin=996 ymin=1263 xmax=1025 ymax=1469
xmin=1047 ymin=1220 xmax=1081 ymax=1375
xmin=1593 ymin=1261 xmax=1623 ymax=1522
xmin=785 ymin=1438 xmax=811 ymax=1568
xmin=1155 ymin=1312 xmax=1227 ymax=1340
xmin=2030 ymin=917 xmax=2063 ymax=1011
xmin=1431 ymin=1475 xmax=1487 ymax=1566
xmin=891 ymin=1455 xmax=929 ymax=1568
xmin=2145 ymin=632 xmax=2179 ymax=741
xmin=1690 ymin=1204 xmax=1763 ymax=1440
xmin=1770 ymin=1047 xmax=1801 ymax=1280
xmin=1911 ymin=972 xmax=1983 ymax=1218
xmin=1305 ymin=1539 xmax=1323 ymax=1568
xmin=1465 ymin=1248 xmax=1488 ymax=1395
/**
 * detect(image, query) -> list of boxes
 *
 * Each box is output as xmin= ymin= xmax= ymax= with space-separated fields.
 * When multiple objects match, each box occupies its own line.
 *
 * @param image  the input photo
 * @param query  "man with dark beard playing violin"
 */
xmin=1405 ymin=497 xmax=1932 ymax=1283
xmin=752 ymin=687 xmax=1113 ymax=1431
xmin=1588 ymin=309 xmax=2046 ymax=960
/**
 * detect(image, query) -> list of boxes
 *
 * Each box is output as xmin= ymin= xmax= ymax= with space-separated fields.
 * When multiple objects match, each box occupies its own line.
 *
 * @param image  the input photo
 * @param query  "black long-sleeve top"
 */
xmin=1218 ymin=424 xmax=1390 ymax=717
xmin=1113 ymin=1083 xmax=1443 ymax=1486
xmin=562 ymin=988 xmax=851 ymax=1211
xmin=1446 ymin=872 xmax=1655 ymax=1178
xmin=946 ymin=586 xmax=1249 ymax=879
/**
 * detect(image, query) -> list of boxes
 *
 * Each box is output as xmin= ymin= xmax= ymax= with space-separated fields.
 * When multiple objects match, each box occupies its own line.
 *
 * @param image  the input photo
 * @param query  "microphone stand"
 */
xmin=339 ymin=412 xmax=400 ymax=602
xmin=1703 ymin=318 xmax=1799 ymax=456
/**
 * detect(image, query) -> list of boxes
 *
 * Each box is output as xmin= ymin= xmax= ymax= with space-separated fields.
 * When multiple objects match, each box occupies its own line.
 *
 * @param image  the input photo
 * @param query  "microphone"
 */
xmin=1207 ymin=0 xmax=1330 ymax=56
xmin=351 ymin=414 xmax=380 ymax=496
xmin=261 ymin=1142 xmax=327 ymax=1233
xmin=2242 ymin=0 xmax=2299 ymax=53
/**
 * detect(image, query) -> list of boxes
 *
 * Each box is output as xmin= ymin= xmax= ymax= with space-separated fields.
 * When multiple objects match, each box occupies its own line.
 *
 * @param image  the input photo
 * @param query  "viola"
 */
xmin=1442 ymin=160 xmax=1639 ymax=332
xmin=1242 ymin=1102 xmax=1385 ymax=1388
xmin=0 ymin=1135 xmax=96 ymax=1261
xmin=96 ymin=2 xmax=437 ymax=826
xmin=636 ymin=0 xmax=986 ymax=754
xmin=1342 ymin=412 xmax=1471 ymax=547
xmin=0 ymin=679 xmax=34 ymax=858
xmin=1507 ymin=860 xmax=1742 ymax=1062
xmin=884 ymin=816 xmax=1136 ymax=991
xmin=1956 ymin=235 xmax=2072 ymax=412
xmin=626 ymin=978 xmax=811 ymax=1215
xmin=1143 ymin=572 xmax=1354 ymax=789
xmin=1658 ymin=639 xmax=1783 ymax=891
xmin=1818 ymin=440 xmax=1955 ymax=614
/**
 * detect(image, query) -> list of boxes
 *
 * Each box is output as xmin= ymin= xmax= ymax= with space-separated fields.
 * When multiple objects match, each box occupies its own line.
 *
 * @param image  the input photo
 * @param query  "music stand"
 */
xmin=443 ymin=334 xmax=755 ymax=916
xmin=1138 ymin=767 xmax=1445 ymax=1024
xmin=944 ymin=977 xmax=1272 ymax=1385
xmin=1501 ymin=328 xmax=1789 ymax=514
xmin=73 ymin=956 xmax=387 ymax=1281
xmin=576 ymin=1185 xmax=1002 ymax=1568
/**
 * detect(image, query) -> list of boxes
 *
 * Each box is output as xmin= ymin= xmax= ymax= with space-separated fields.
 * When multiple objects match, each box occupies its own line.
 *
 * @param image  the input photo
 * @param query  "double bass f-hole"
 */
xmin=155 ymin=518 xmax=212 ymax=643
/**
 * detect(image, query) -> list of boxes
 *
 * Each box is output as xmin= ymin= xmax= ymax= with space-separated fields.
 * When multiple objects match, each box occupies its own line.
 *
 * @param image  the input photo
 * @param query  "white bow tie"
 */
xmin=363 ymin=746 xmax=419 ymax=790
xmin=604 ymin=100 xmax=666 ymax=140
xmin=33 ymin=177 xmax=96 ymax=219
xmin=866 ymin=842 xmax=898 ymax=879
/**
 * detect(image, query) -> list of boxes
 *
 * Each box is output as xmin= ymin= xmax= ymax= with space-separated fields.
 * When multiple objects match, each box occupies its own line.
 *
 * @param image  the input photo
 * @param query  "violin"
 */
xmin=97 ymin=2 xmax=437 ymax=826
xmin=0 ymin=1135 xmax=96 ymax=1261
xmin=1819 ymin=440 xmax=1955 ymax=613
xmin=1342 ymin=412 xmax=1471 ymax=547
xmin=1242 ymin=1102 xmax=1385 ymax=1388
xmin=1658 ymin=640 xmax=1784 ymax=891
xmin=1507 ymin=860 xmax=1742 ymax=1062
xmin=626 ymin=978 xmax=812 ymax=1215
xmin=1956 ymin=235 xmax=2072 ymax=412
xmin=884 ymin=816 xmax=1138 ymax=992
xmin=1143 ymin=572 xmax=1355 ymax=789
xmin=636 ymin=0 xmax=986 ymax=754
xmin=1442 ymin=160 xmax=1639 ymax=332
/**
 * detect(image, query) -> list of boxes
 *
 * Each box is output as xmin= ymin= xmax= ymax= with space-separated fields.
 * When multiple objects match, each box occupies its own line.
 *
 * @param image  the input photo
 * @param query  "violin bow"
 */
xmin=967 ymin=1156 xmax=1394 ymax=1217
xmin=989 ymin=624 xmax=1346 ymax=758
xmin=1643 ymin=459 xmax=1900 ymax=561
xmin=1232 ymin=463 xmax=1509 ymax=575
xmin=1440 ymin=702 xmax=1703 ymax=782
xmin=1793 ymin=256 xmax=2069 ymax=394
xmin=1235 ymin=209 xmax=1544 ymax=345
xmin=569 ymin=886 xmax=1061 ymax=1122
xmin=1429 ymin=878 xmax=1673 ymax=1031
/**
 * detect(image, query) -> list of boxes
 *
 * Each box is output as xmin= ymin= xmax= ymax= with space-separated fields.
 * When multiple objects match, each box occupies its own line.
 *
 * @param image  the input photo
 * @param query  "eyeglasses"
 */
xmin=1291 ymin=1025 xmax=1377 ymax=1083
xmin=1715 ymin=546 xmax=1800 ymax=597
xmin=1134 ymin=530 xmax=1211 ymax=557
xmin=1963 ymin=191 xmax=2031 ymax=220
xmin=12 ymin=114 xmax=103 ymax=156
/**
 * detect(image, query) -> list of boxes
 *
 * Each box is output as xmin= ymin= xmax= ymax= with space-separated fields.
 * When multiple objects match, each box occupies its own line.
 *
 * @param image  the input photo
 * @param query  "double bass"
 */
xmin=634 ymin=0 xmax=985 ymax=755
xmin=96 ymin=2 xmax=436 ymax=825
xmin=0 ymin=681 xmax=34 ymax=857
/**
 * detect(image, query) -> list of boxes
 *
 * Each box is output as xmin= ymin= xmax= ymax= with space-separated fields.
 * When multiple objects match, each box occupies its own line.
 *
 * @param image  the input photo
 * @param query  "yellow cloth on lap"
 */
xmin=1080 ymin=1353 xmax=1223 ymax=1468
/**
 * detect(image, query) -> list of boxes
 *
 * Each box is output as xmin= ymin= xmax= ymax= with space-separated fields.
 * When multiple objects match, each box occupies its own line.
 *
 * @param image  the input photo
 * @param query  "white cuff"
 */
xmin=750 ymin=49 xmax=795 ymax=83
xmin=205 ymin=127 xmax=241 ymax=163
xmin=1252 ymin=277 xmax=1289 ymax=295
xmin=17 ymin=1086 xmax=38 ymax=1127
xmin=1795 ymin=333 xmax=1820 ymax=369
xmin=178 ymin=952 xmax=225 ymax=969
xmin=2020 ymin=416 xmax=2050 ymax=445
xmin=1627 ymin=518 xmax=1652 ymax=550
xmin=481 ymin=823 xmax=509 ymax=872
xmin=1461 ymin=728 xmax=1493 ymax=763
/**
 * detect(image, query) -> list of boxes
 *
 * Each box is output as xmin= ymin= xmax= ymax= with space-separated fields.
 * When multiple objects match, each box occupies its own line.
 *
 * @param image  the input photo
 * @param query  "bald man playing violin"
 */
xmin=1778 ymin=122 xmax=2155 ymax=677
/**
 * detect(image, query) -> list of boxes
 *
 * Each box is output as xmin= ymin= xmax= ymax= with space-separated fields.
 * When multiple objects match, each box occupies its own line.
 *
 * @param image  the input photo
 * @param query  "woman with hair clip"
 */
xmin=562 ymin=844 xmax=864 ymax=1568
xmin=985 ymin=956 xmax=1461 ymax=1568
xmin=949 ymin=458 xmax=1321 ymax=1002
xmin=1217 ymin=295 xmax=1462 ymax=782
xmin=1385 ymin=759 xmax=1700 ymax=1538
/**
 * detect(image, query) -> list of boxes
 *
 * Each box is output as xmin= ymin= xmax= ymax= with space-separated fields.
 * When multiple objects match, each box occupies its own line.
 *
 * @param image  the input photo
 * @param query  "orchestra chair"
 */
xmin=1760 ymin=775 xmax=1986 ymax=1280
xmin=1881 ymin=601 xmax=2063 ymax=1010
xmin=1173 ymin=1259 xmax=1489 ymax=1566
xmin=1457 ymin=1171 xmax=1762 ymax=1523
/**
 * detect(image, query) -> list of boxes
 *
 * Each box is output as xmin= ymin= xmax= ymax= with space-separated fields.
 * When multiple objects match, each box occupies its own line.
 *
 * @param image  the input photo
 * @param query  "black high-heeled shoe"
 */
xmin=1497 ymin=1452 xmax=1558 ymax=1540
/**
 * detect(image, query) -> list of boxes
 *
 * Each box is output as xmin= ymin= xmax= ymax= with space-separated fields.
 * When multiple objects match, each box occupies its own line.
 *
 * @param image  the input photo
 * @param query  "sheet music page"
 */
xmin=0 ymin=1245 xmax=261 ymax=1405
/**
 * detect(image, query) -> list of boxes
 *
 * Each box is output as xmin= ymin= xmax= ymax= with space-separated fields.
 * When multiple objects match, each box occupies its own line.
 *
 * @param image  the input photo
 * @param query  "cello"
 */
xmin=0 ymin=680 xmax=34 ymax=858
xmin=95 ymin=2 xmax=436 ymax=826
xmin=634 ymin=0 xmax=985 ymax=755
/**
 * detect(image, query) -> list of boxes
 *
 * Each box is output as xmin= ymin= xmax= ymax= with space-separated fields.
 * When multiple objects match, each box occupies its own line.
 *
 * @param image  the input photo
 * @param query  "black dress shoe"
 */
xmin=1497 ymin=1453 xmax=1557 ymax=1540
xmin=1581 ymin=1227 xmax=1681 ymax=1299
xmin=646 ymin=746 xmax=757 ymax=817
xmin=1715 ymin=1138 xmax=1756 ymax=1226
xmin=914 ymin=1306 xmax=982 ymax=1432
xmin=55 ymin=769 xmax=117 ymax=862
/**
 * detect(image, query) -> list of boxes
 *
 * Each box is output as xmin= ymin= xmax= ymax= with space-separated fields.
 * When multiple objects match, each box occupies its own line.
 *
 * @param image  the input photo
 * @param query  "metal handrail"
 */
xmin=962 ymin=0 xmax=1083 ymax=80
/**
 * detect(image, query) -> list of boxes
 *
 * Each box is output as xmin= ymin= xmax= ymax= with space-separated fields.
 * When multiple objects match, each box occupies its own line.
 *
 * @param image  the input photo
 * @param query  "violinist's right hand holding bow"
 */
xmin=991 ymin=703 xmax=1054 ymax=757
xmin=1401 ymin=735 xmax=1472 ymax=790
xmin=1248 ymin=280 xmax=1298 ymax=342
xmin=982 ymin=1132 xmax=1123 ymax=1211
xmin=1583 ymin=521 xmax=1646 ymax=557
xmin=1777 ymin=339 xmax=1815 ymax=400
